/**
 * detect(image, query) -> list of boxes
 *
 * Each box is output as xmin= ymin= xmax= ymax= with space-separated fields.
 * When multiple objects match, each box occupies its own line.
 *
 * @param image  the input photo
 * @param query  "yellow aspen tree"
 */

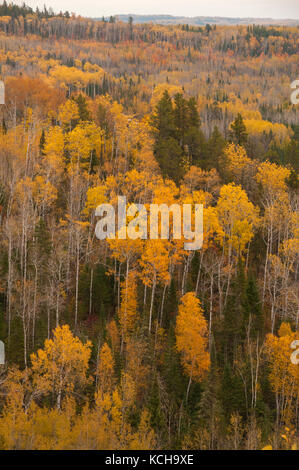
xmin=255 ymin=161 xmax=291 ymax=306
xmin=42 ymin=126 xmax=65 ymax=184
xmin=216 ymin=183 xmax=259 ymax=308
xmin=31 ymin=325 xmax=92 ymax=410
xmin=176 ymin=292 xmax=210 ymax=403
xmin=216 ymin=183 xmax=259 ymax=256
xmin=130 ymin=410 xmax=156 ymax=450
xmin=265 ymin=323 xmax=299 ymax=426
xmin=97 ymin=342 xmax=115 ymax=393
xmin=58 ymin=99 xmax=80 ymax=131
xmin=119 ymin=271 xmax=138 ymax=342
xmin=139 ymin=240 xmax=170 ymax=332
xmin=223 ymin=143 xmax=257 ymax=190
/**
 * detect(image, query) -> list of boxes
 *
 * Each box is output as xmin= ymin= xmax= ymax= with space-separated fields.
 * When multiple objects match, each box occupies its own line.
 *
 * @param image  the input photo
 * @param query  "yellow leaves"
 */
xmin=58 ymin=99 xmax=79 ymax=128
xmin=139 ymin=240 xmax=171 ymax=287
xmin=50 ymin=65 xmax=104 ymax=92
xmin=278 ymin=322 xmax=292 ymax=338
xmin=83 ymin=62 xmax=104 ymax=74
xmin=44 ymin=126 xmax=65 ymax=155
xmin=220 ymin=97 xmax=262 ymax=120
xmin=130 ymin=410 xmax=156 ymax=450
xmin=203 ymin=206 xmax=224 ymax=250
xmin=15 ymin=175 xmax=57 ymax=209
xmin=281 ymin=237 xmax=299 ymax=262
xmin=83 ymin=185 xmax=107 ymax=215
xmin=67 ymin=122 xmax=102 ymax=170
xmin=256 ymin=161 xmax=291 ymax=200
xmin=223 ymin=144 xmax=255 ymax=184
xmin=244 ymin=119 xmax=292 ymax=145
xmin=31 ymin=325 xmax=92 ymax=404
xmin=32 ymin=175 xmax=58 ymax=207
xmin=121 ymin=372 xmax=137 ymax=410
xmin=216 ymin=183 xmax=260 ymax=254
xmin=151 ymin=178 xmax=179 ymax=205
xmin=183 ymin=166 xmax=220 ymax=195
xmin=107 ymin=320 xmax=120 ymax=354
xmin=265 ymin=323 xmax=299 ymax=415
xmin=97 ymin=343 xmax=115 ymax=393
xmin=263 ymin=428 xmax=298 ymax=450
xmin=176 ymin=292 xmax=210 ymax=383
xmin=108 ymin=238 xmax=143 ymax=265
xmin=43 ymin=126 xmax=65 ymax=177
xmin=119 ymin=271 xmax=138 ymax=337
xmin=150 ymin=83 xmax=183 ymax=110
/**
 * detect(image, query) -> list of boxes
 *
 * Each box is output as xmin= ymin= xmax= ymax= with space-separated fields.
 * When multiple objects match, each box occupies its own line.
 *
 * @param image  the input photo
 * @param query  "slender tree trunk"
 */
xmin=89 ymin=268 xmax=93 ymax=316
xmin=149 ymin=274 xmax=156 ymax=333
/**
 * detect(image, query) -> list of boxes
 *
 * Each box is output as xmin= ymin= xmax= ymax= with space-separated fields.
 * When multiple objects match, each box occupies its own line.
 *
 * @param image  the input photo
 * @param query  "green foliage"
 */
xmin=229 ymin=114 xmax=248 ymax=146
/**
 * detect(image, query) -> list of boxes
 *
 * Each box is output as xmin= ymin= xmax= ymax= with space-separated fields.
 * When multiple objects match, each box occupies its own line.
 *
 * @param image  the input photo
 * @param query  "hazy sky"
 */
xmin=13 ymin=0 xmax=299 ymax=19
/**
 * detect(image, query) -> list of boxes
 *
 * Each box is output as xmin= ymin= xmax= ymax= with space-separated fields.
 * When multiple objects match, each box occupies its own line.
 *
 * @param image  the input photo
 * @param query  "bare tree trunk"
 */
xmin=149 ymin=274 xmax=156 ymax=333
xmin=75 ymin=231 xmax=80 ymax=330
xmin=159 ymin=284 xmax=167 ymax=326
xmin=89 ymin=268 xmax=93 ymax=316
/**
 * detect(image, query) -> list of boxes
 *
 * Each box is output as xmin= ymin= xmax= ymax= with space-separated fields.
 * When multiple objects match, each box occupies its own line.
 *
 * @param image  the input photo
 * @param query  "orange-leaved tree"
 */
xmin=176 ymin=292 xmax=210 ymax=403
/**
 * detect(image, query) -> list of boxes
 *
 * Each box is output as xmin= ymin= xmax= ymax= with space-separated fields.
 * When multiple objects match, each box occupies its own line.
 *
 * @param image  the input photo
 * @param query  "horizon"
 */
xmin=9 ymin=0 xmax=299 ymax=21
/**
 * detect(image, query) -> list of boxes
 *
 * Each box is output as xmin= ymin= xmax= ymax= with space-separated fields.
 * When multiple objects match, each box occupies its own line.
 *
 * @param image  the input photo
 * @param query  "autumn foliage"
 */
xmin=0 ymin=5 xmax=298 ymax=450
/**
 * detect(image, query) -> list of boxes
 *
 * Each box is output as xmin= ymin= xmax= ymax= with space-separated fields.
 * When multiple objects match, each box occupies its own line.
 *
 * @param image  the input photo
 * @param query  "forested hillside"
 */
xmin=115 ymin=14 xmax=299 ymax=26
xmin=0 ymin=3 xmax=298 ymax=450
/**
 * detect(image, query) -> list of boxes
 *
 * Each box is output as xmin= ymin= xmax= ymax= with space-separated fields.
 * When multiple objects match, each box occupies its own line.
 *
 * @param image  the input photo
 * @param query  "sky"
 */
xmin=12 ymin=0 xmax=299 ymax=19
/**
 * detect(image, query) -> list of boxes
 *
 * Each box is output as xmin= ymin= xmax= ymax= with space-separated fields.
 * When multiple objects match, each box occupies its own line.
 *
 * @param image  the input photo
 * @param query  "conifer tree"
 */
xmin=229 ymin=114 xmax=248 ymax=147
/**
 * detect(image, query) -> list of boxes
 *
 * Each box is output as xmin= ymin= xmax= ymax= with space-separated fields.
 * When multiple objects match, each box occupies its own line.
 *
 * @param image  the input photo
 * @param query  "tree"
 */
xmin=205 ymin=126 xmax=226 ymax=171
xmin=31 ymin=325 xmax=92 ymax=410
xmin=139 ymin=240 xmax=170 ymax=332
xmin=150 ymin=90 xmax=183 ymax=182
xmin=229 ymin=114 xmax=248 ymax=146
xmin=265 ymin=323 xmax=299 ymax=426
xmin=216 ymin=183 xmax=259 ymax=256
xmin=176 ymin=292 xmax=210 ymax=403
xmin=119 ymin=271 xmax=138 ymax=342
xmin=72 ymin=94 xmax=91 ymax=121
xmin=97 ymin=343 xmax=115 ymax=393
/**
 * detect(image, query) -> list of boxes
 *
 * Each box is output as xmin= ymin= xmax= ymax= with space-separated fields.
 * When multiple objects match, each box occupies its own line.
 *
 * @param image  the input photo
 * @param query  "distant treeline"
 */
xmin=0 ymin=9 xmax=297 ymax=56
xmin=0 ymin=1 xmax=70 ymax=19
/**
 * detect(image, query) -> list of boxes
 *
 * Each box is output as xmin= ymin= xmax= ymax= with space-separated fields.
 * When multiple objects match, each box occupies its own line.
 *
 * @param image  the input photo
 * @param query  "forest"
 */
xmin=0 ymin=1 xmax=298 ymax=451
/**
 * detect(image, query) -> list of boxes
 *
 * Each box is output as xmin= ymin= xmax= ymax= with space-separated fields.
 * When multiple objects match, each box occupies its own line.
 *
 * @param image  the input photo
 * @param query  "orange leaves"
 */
xmin=176 ymin=292 xmax=210 ymax=383
xmin=183 ymin=166 xmax=220 ymax=195
xmin=119 ymin=271 xmax=138 ymax=338
xmin=265 ymin=323 xmax=299 ymax=421
xmin=97 ymin=343 xmax=115 ymax=393
xmin=5 ymin=76 xmax=64 ymax=118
